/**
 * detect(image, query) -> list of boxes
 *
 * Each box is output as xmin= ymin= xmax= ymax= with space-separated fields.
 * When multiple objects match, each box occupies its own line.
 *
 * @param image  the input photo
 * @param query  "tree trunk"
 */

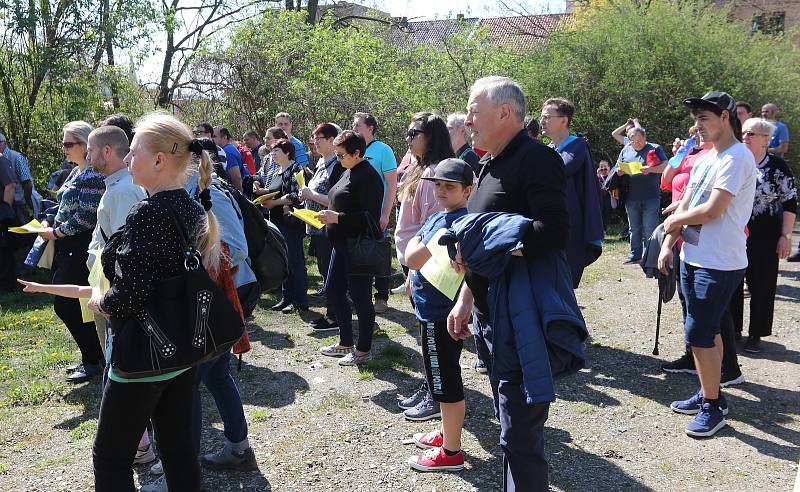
xmin=156 ymin=27 xmax=175 ymax=108
xmin=306 ymin=0 xmax=318 ymax=23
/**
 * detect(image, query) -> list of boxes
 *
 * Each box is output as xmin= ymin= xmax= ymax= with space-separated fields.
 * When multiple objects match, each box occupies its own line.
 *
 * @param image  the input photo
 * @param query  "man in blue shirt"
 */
xmin=352 ymin=112 xmax=398 ymax=313
xmin=761 ymin=103 xmax=789 ymax=158
xmin=275 ymin=112 xmax=309 ymax=167
xmin=213 ymin=126 xmax=247 ymax=193
xmin=615 ymin=127 xmax=668 ymax=263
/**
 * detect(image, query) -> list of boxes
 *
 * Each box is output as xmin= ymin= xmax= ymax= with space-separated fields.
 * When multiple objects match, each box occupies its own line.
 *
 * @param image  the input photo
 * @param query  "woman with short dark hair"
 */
xmin=255 ymin=138 xmax=308 ymax=313
xmin=318 ymin=130 xmax=383 ymax=365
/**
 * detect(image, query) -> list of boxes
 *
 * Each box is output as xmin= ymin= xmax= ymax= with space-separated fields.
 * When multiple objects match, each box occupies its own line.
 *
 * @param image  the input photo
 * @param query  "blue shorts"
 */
xmin=681 ymin=263 xmax=745 ymax=348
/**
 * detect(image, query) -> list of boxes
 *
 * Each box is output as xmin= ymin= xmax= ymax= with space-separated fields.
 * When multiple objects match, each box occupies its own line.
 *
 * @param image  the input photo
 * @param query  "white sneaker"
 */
xmin=390 ymin=285 xmax=405 ymax=295
xmin=149 ymin=460 xmax=163 ymax=475
xmin=133 ymin=443 xmax=155 ymax=465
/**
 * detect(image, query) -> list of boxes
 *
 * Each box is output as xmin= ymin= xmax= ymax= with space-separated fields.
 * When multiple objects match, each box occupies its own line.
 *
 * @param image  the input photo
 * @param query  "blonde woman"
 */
xmin=87 ymin=112 xmax=220 ymax=491
xmin=38 ymin=121 xmax=106 ymax=384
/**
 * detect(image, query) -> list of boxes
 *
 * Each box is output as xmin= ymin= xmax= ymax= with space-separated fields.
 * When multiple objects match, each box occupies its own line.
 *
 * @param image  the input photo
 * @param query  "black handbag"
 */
xmin=347 ymin=212 xmax=392 ymax=277
xmin=110 ymin=203 xmax=245 ymax=379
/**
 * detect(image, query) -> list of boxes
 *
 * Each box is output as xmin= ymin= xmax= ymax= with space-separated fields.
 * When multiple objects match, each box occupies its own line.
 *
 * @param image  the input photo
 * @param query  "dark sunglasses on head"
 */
xmin=406 ymin=128 xmax=424 ymax=138
xmin=62 ymin=141 xmax=81 ymax=149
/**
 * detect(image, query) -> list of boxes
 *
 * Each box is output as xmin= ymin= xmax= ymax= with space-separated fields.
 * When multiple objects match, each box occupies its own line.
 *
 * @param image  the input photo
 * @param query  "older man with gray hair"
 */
xmin=615 ymin=125 xmax=668 ymax=263
xmin=446 ymin=76 xmax=587 ymax=491
xmin=761 ymin=103 xmax=789 ymax=158
xmin=446 ymin=112 xmax=481 ymax=174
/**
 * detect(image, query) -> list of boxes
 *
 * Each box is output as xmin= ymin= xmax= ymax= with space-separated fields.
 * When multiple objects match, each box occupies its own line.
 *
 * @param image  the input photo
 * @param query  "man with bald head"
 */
xmin=761 ymin=103 xmax=789 ymax=157
xmin=85 ymin=125 xmax=146 ymax=352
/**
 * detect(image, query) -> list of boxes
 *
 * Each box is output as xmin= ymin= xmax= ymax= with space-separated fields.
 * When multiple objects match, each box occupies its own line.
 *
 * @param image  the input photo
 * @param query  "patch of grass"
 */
xmin=3 ymin=379 xmax=63 ymax=407
xmin=70 ymin=419 xmax=97 ymax=441
xmin=576 ymin=402 xmax=596 ymax=415
xmin=0 ymin=463 xmax=8 ymax=474
xmin=357 ymin=369 xmax=374 ymax=381
xmin=251 ymin=409 xmax=270 ymax=422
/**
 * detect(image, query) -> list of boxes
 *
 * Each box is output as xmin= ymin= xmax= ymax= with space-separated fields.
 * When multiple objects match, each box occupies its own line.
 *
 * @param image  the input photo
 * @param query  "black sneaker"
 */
xmin=271 ymin=299 xmax=291 ymax=311
xmin=623 ymin=257 xmax=641 ymax=265
xmin=787 ymin=253 xmax=800 ymax=263
xmin=720 ymin=368 xmax=745 ymax=387
xmin=311 ymin=317 xmax=338 ymax=332
xmin=743 ymin=336 xmax=761 ymax=353
xmin=662 ymin=353 xmax=697 ymax=374
xmin=66 ymin=363 xmax=100 ymax=383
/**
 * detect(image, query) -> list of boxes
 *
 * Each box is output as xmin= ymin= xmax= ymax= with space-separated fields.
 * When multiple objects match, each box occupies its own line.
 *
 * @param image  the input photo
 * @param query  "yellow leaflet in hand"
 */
xmin=291 ymin=208 xmax=324 ymax=229
xmin=295 ymin=170 xmax=305 ymax=189
xmin=253 ymin=191 xmax=280 ymax=204
xmin=80 ymin=249 xmax=110 ymax=323
xmin=619 ymin=161 xmax=643 ymax=175
xmin=418 ymin=228 xmax=464 ymax=300
xmin=8 ymin=218 xmax=47 ymax=234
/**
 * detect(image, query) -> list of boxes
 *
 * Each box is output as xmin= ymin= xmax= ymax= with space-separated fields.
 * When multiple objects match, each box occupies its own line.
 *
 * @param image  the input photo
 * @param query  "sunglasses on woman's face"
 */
xmin=62 ymin=141 xmax=81 ymax=149
xmin=742 ymin=131 xmax=768 ymax=138
xmin=406 ymin=128 xmax=424 ymax=139
xmin=335 ymin=152 xmax=349 ymax=160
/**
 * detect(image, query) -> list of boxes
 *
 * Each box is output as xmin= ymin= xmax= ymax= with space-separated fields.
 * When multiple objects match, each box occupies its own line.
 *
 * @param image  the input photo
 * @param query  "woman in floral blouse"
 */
xmin=735 ymin=117 xmax=797 ymax=353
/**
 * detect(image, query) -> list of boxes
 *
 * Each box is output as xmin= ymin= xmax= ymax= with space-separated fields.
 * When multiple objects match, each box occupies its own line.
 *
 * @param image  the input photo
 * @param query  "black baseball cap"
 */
xmin=421 ymin=158 xmax=474 ymax=186
xmin=683 ymin=91 xmax=736 ymax=116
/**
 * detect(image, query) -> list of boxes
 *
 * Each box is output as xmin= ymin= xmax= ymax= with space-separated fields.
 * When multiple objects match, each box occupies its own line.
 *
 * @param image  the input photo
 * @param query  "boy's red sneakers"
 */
xmin=413 ymin=429 xmax=443 ymax=449
xmin=408 ymin=446 xmax=464 ymax=472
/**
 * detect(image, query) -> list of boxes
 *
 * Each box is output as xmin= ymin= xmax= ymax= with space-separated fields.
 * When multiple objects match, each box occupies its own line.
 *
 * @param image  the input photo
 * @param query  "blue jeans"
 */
xmin=191 ymin=352 xmax=248 ymax=454
xmin=625 ymin=198 xmax=660 ymax=260
xmin=327 ymin=239 xmax=375 ymax=353
xmin=276 ymin=219 xmax=308 ymax=307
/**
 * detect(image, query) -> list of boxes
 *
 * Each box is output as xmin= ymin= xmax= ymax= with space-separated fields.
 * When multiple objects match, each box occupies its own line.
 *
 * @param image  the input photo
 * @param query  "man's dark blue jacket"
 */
xmin=441 ymin=212 xmax=588 ymax=405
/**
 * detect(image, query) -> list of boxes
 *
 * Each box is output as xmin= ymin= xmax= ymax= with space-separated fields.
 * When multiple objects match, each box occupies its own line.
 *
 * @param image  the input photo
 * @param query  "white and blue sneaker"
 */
xmin=685 ymin=402 xmax=727 ymax=437
xmin=670 ymin=389 xmax=728 ymax=416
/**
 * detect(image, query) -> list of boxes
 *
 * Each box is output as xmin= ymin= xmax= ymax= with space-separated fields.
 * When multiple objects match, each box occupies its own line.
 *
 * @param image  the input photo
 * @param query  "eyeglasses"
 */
xmin=539 ymin=114 xmax=565 ymax=121
xmin=742 ymin=131 xmax=769 ymax=138
xmin=335 ymin=152 xmax=349 ymax=160
xmin=406 ymin=129 xmax=424 ymax=139
xmin=62 ymin=141 xmax=81 ymax=149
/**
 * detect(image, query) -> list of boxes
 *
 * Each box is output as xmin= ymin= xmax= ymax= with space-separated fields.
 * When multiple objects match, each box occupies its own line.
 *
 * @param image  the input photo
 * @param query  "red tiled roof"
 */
xmin=478 ymin=14 xmax=571 ymax=49
xmin=395 ymin=13 xmax=570 ymax=51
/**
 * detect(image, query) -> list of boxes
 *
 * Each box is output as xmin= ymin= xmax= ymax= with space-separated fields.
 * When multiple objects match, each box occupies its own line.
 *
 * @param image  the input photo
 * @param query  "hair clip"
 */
xmin=171 ymin=142 xmax=178 ymax=154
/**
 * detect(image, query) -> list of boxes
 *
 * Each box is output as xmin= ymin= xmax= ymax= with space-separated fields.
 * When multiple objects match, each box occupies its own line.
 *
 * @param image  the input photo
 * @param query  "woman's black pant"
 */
xmin=93 ymin=368 xmax=200 ymax=491
xmin=730 ymin=237 xmax=780 ymax=338
xmin=52 ymin=232 xmax=102 ymax=366
xmin=311 ymin=233 xmax=335 ymax=319
xmin=327 ymin=238 xmax=375 ymax=352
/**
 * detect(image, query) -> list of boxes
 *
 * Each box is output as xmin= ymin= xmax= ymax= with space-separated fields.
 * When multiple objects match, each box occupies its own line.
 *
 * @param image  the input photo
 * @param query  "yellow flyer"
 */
xmin=252 ymin=190 xmax=280 ymax=204
xmin=295 ymin=170 xmax=306 ymax=189
xmin=419 ymin=228 xmax=464 ymax=300
xmin=619 ymin=161 xmax=643 ymax=175
xmin=291 ymin=208 xmax=324 ymax=229
xmin=79 ymin=249 xmax=110 ymax=322
xmin=9 ymin=218 xmax=47 ymax=234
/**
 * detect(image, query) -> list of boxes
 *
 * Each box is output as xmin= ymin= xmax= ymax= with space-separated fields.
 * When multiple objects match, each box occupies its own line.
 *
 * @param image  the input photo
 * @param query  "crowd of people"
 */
xmin=0 ymin=76 xmax=795 ymax=491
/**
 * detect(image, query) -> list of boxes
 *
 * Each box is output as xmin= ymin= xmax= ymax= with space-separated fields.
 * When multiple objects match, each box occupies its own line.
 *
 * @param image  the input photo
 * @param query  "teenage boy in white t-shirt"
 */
xmin=657 ymin=91 xmax=756 ymax=438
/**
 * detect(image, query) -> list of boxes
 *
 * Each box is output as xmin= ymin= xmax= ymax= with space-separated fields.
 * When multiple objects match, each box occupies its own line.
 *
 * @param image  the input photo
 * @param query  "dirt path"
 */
xmin=0 ymin=239 xmax=798 ymax=491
